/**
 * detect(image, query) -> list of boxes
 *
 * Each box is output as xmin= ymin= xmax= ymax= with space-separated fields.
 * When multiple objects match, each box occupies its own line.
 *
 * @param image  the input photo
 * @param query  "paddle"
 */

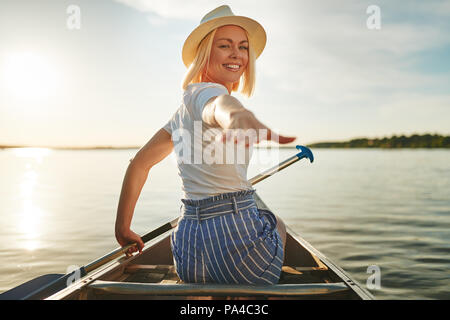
xmin=0 ymin=145 xmax=313 ymax=300
xmin=249 ymin=145 xmax=314 ymax=185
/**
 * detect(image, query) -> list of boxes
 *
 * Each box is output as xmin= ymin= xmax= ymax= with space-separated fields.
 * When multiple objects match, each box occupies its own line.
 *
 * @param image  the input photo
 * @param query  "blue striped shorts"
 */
xmin=170 ymin=189 xmax=284 ymax=285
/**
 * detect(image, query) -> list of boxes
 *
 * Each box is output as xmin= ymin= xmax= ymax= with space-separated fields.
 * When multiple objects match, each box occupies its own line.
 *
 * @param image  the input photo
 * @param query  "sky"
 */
xmin=0 ymin=0 xmax=449 ymax=148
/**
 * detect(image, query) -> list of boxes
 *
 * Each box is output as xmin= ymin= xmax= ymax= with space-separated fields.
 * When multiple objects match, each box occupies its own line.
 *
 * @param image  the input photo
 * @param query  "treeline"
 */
xmin=308 ymin=134 xmax=450 ymax=148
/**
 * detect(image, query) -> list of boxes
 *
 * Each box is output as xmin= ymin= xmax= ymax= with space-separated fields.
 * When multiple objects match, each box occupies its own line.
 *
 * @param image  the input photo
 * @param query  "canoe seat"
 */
xmin=119 ymin=264 xmax=332 ymax=285
xmin=122 ymin=264 xmax=183 ymax=284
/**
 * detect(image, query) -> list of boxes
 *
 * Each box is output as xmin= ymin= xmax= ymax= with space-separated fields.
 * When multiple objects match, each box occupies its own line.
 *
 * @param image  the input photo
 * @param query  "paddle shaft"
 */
xmin=21 ymin=218 xmax=179 ymax=300
xmin=248 ymin=153 xmax=304 ymax=185
xmin=85 ymin=218 xmax=178 ymax=273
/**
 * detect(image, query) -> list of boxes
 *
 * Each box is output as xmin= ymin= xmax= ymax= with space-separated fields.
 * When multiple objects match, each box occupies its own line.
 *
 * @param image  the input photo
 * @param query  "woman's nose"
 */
xmin=230 ymin=46 xmax=241 ymax=58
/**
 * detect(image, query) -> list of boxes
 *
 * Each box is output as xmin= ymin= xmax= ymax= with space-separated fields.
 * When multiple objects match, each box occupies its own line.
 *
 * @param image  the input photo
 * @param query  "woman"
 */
xmin=115 ymin=5 xmax=296 ymax=285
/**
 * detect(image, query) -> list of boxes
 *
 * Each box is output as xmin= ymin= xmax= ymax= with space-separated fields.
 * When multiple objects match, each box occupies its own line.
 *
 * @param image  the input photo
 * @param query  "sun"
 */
xmin=2 ymin=51 xmax=60 ymax=100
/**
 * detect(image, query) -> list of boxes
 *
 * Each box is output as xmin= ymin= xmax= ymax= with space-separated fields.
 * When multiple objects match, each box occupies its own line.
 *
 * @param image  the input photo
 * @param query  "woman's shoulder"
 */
xmin=182 ymin=82 xmax=229 ymax=117
xmin=185 ymin=82 xmax=227 ymax=95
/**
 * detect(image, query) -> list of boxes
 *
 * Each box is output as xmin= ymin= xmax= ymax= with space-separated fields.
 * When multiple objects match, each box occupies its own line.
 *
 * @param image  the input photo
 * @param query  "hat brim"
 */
xmin=182 ymin=16 xmax=267 ymax=68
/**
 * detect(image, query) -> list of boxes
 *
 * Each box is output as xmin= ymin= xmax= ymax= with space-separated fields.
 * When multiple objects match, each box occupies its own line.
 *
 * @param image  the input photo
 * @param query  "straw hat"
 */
xmin=182 ymin=5 xmax=267 ymax=67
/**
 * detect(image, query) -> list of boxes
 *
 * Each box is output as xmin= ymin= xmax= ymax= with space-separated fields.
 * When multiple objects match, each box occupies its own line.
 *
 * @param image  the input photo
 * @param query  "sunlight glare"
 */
xmin=13 ymin=148 xmax=51 ymax=164
xmin=12 ymin=148 xmax=51 ymax=251
xmin=18 ymin=179 xmax=45 ymax=252
xmin=2 ymin=52 xmax=60 ymax=100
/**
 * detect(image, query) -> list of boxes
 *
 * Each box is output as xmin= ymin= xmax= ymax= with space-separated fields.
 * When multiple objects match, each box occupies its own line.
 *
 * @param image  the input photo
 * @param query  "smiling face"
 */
xmin=202 ymin=25 xmax=249 ymax=93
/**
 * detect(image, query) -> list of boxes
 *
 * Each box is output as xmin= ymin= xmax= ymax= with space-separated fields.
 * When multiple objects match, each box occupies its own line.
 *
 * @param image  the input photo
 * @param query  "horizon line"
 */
xmin=1 ymin=132 xmax=448 ymax=150
xmin=0 ymin=145 xmax=299 ymax=150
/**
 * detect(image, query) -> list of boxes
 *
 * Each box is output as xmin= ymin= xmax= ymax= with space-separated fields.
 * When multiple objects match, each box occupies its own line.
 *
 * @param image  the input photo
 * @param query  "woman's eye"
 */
xmin=218 ymin=44 xmax=248 ymax=50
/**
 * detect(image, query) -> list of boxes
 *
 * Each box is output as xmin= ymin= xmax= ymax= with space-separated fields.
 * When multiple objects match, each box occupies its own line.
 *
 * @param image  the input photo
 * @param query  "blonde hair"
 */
xmin=182 ymin=28 xmax=256 ymax=97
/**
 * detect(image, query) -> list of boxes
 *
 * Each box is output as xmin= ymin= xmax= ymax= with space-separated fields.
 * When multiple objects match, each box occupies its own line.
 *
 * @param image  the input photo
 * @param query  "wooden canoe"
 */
xmin=1 ymin=193 xmax=374 ymax=300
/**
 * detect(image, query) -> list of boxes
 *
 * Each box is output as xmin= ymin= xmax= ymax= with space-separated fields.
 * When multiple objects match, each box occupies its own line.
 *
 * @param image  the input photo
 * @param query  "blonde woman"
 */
xmin=115 ymin=5 xmax=296 ymax=284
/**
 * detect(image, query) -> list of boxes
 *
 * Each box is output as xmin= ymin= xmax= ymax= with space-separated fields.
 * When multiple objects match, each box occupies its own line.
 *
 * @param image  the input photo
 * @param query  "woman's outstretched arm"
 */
xmin=202 ymin=94 xmax=296 ymax=145
xmin=115 ymin=128 xmax=173 ymax=256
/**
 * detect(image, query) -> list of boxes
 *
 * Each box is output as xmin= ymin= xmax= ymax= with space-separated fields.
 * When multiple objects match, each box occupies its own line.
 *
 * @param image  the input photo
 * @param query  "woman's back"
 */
xmin=163 ymin=82 xmax=253 ymax=200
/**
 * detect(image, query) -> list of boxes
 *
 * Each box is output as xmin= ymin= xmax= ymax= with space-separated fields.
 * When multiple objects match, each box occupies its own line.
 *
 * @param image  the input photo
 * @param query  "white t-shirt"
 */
xmin=163 ymin=82 xmax=253 ymax=200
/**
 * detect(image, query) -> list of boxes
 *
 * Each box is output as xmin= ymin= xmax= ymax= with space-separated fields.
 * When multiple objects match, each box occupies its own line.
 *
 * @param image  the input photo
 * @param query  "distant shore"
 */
xmin=1 ymin=133 xmax=449 ymax=150
xmin=308 ymin=133 xmax=450 ymax=148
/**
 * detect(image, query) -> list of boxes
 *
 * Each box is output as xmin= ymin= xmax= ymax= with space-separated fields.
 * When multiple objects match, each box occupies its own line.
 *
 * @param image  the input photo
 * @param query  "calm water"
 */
xmin=0 ymin=147 xmax=449 ymax=299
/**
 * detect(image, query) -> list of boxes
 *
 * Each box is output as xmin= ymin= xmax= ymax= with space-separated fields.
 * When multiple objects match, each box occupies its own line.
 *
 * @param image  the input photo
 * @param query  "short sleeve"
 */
xmin=162 ymin=119 xmax=172 ymax=134
xmin=188 ymin=83 xmax=228 ymax=121
xmin=162 ymin=108 xmax=179 ymax=135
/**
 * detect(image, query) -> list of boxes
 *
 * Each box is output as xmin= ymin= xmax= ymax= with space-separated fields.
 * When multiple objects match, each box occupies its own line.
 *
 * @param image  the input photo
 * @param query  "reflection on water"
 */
xmin=18 ymin=199 xmax=43 ymax=252
xmin=12 ymin=148 xmax=52 ymax=251
xmin=0 ymin=148 xmax=449 ymax=299
xmin=12 ymin=147 xmax=51 ymax=162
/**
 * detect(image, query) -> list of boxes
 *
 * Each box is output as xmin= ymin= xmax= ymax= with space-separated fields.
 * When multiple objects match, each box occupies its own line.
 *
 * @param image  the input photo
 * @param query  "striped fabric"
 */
xmin=170 ymin=189 xmax=284 ymax=285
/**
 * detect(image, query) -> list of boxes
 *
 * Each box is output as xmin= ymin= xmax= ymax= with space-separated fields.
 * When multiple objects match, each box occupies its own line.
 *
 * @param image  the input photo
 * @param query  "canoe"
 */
xmin=1 ymin=193 xmax=374 ymax=300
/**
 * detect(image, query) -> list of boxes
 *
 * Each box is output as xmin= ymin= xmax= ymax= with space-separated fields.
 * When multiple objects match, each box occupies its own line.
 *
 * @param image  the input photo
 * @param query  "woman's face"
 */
xmin=203 ymin=25 xmax=249 ymax=91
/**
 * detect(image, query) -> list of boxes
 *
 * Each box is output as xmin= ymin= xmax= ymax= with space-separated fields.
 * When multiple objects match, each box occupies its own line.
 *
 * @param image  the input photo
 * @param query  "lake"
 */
xmin=0 ymin=147 xmax=449 ymax=299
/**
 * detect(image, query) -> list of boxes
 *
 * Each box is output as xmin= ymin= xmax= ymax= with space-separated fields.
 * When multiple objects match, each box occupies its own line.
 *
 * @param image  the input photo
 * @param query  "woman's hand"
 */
xmin=218 ymin=109 xmax=296 ymax=146
xmin=115 ymin=227 xmax=145 ymax=257
xmin=209 ymin=95 xmax=296 ymax=147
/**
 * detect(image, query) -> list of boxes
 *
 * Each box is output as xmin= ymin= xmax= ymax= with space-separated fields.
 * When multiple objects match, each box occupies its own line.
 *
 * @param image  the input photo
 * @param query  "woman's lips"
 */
xmin=223 ymin=64 xmax=241 ymax=72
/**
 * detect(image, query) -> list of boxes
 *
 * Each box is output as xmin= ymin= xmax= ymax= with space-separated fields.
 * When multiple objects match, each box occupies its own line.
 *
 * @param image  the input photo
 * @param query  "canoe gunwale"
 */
xmin=252 ymin=193 xmax=374 ymax=300
xmin=284 ymin=225 xmax=375 ymax=300
xmin=88 ymin=280 xmax=350 ymax=297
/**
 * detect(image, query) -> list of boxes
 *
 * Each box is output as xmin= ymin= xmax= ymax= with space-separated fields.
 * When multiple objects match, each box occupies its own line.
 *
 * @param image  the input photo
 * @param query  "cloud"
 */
xmin=146 ymin=13 xmax=168 ymax=26
xmin=379 ymin=94 xmax=450 ymax=119
xmin=250 ymin=0 xmax=450 ymax=107
xmin=377 ymin=93 xmax=450 ymax=135
xmin=114 ymin=0 xmax=218 ymax=20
